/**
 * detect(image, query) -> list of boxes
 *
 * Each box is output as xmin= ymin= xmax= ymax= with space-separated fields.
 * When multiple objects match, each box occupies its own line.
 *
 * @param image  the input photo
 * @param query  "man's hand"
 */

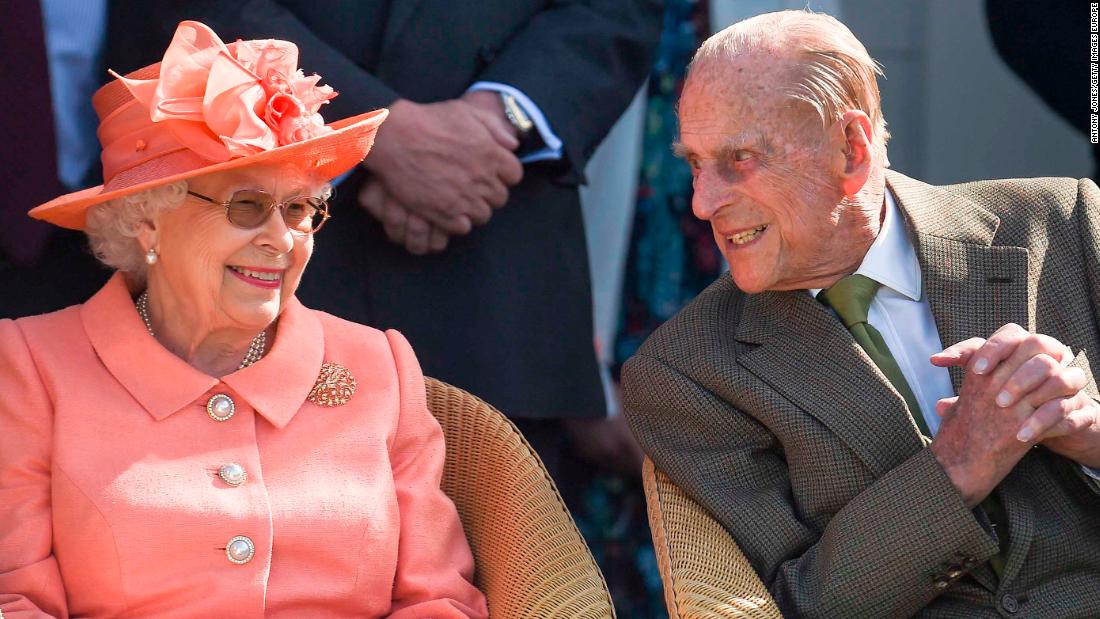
xmin=360 ymin=178 xmax=450 ymax=255
xmin=929 ymin=354 xmax=1037 ymax=507
xmin=461 ymin=90 xmax=520 ymax=144
xmin=930 ymin=325 xmax=1100 ymax=504
xmin=361 ymin=98 xmax=523 ymax=234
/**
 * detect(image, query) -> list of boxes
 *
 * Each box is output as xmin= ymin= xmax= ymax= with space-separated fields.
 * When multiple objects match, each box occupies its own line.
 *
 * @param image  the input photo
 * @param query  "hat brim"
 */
xmin=30 ymin=108 xmax=388 ymax=230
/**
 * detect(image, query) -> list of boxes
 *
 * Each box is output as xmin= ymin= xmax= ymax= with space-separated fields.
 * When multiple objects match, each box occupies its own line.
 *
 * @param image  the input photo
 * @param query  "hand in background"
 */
xmin=361 ymin=98 xmax=522 ymax=236
xmin=360 ymin=178 xmax=450 ymax=255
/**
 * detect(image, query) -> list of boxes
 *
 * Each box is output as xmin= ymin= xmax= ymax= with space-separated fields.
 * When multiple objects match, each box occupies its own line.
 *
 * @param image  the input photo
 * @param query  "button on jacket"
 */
xmin=0 ymin=274 xmax=488 ymax=618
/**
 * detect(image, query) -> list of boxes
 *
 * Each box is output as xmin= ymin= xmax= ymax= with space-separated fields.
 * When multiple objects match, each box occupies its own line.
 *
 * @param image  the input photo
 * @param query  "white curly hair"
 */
xmin=84 ymin=180 xmax=189 ymax=284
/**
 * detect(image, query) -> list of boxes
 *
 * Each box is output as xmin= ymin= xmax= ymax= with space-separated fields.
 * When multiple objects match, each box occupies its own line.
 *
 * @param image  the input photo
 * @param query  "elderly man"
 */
xmin=623 ymin=10 xmax=1100 ymax=618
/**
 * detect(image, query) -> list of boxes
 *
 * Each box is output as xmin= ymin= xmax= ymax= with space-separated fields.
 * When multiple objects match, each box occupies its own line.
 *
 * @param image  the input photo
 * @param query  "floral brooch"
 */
xmin=308 ymin=362 xmax=357 ymax=407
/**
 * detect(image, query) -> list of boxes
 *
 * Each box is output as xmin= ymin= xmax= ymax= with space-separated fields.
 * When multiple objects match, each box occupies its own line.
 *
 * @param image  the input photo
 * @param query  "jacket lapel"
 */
xmin=381 ymin=0 xmax=424 ymax=55
xmin=887 ymin=171 xmax=1032 ymax=392
xmin=890 ymin=171 xmax=1033 ymax=588
xmin=736 ymin=290 xmax=927 ymax=476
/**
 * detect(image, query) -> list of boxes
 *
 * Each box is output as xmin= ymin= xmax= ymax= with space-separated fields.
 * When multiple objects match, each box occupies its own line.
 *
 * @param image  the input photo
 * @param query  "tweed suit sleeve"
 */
xmin=382 ymin=330 xmax=489 ymax=619
xmin=623 ymin=352 xmax=1001 ymax=618
xmin=0 ymin=320 xmax=66 ymax=618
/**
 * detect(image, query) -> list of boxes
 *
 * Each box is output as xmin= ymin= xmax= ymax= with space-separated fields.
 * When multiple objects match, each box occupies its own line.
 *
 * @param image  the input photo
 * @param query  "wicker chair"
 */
xmin=424 ymin=377 xmax=616 ymax=618
xmin=642 ymin=457 xmax=783 ymax=619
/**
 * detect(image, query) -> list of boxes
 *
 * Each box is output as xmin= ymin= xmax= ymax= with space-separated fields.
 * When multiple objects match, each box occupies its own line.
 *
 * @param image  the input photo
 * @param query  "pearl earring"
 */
xmin=145 ymin=248 xmax=158 ymax=265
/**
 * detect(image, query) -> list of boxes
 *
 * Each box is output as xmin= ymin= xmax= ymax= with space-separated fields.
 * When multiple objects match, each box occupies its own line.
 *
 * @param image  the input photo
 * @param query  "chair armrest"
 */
xmin=642 ymin=457 xmax=783 ymax=619
xmin=426 ymin=377 xmax=616 ymax=618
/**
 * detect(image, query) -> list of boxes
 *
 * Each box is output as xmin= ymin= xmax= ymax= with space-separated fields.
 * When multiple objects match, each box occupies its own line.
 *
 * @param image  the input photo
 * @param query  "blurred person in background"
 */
xmin=0 ymin=20 xmax=486 ymax=618
xmin=0 ymin=0 xmax=111 ymax=318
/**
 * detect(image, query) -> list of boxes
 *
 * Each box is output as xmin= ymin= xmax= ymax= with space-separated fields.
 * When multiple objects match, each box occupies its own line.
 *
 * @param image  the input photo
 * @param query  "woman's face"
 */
xmin=144 ymin=164 xmax=324 ymax=333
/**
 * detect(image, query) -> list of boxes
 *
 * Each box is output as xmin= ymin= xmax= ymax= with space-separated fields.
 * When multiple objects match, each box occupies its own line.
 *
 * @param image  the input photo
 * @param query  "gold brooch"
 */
xmin=308 ymin=362 xmax=357 ymax=407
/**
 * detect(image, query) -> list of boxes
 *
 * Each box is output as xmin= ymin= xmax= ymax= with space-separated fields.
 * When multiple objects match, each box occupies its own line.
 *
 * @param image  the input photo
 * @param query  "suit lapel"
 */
xmin=736 ymin=290 xmax=927 ymax=476
xmin=381 ymin=0 xmax=424 ymax=54
xmin=888 ymin=171 xmax=1032 ymax=393
xmin=888 ymin=171 xmax=1033 ymax=589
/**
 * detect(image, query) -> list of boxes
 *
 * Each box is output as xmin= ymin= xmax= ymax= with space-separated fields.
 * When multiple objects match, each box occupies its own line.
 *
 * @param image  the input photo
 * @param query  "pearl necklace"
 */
xmin=136 ymin=291 xmax=267 ymax=370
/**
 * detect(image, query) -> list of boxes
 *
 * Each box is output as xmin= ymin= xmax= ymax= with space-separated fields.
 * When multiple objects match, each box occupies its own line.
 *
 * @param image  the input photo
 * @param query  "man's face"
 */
xmin=676 ymin=58 xmax=872 ymax=293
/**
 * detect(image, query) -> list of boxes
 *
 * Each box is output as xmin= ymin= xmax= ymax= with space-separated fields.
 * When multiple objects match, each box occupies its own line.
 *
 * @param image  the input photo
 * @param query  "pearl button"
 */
xmin=206 ymin=394 xmax=235 ymax=422
xmin=218 ymin=463 xmax=247 ymax=486
xmin=226 ymin=535 xmax=255 ymax=564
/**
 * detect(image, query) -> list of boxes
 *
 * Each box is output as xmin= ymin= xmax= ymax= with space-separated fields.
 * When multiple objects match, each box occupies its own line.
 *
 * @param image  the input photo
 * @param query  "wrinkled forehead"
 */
xmin=678 ymin=57 xmax=820 ymax=152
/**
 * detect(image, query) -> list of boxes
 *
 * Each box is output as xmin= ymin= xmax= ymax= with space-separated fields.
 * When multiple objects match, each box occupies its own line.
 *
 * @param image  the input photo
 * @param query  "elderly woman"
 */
xmin=0 ymin=21 xmax=487 ymax=619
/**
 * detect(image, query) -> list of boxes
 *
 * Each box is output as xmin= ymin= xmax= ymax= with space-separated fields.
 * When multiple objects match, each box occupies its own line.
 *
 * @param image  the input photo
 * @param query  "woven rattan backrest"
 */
xmin=424 ymin=377 xmax=616 ymax=618
xmin=642 ymin=457 xmax=783 ymax=619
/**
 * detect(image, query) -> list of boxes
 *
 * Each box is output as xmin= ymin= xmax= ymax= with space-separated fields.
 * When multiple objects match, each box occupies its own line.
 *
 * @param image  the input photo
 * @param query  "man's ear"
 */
xmin=836 ymin=110 xmax=874 ymax=197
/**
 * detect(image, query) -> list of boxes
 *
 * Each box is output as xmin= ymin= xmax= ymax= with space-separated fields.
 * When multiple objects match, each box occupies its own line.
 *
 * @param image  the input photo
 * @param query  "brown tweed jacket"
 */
xmin=623 ymin=170 xmax=1100 ymax=618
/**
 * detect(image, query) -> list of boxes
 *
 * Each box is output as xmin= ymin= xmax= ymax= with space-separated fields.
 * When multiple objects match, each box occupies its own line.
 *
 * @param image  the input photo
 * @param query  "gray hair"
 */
xmin=690 ymin=10 xmax=890 ymax=151
xmin=84 ymin=180 xmax=189 ymax=283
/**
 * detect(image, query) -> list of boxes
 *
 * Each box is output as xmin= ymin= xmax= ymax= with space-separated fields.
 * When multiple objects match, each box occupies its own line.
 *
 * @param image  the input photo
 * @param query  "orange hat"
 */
xmin=30 ymin=20 xmax=387 ymax=230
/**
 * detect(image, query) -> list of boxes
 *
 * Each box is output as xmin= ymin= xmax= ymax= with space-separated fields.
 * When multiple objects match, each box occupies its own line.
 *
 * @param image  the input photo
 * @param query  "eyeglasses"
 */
xmin=187 ymin=189 xmax=331 ymax=234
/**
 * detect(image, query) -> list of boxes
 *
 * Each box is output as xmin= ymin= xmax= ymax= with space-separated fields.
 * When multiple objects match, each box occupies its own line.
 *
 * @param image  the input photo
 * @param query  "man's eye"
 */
xmin=733 ymin=150 xmax=753 ymax=162
xmin=687 ymin=157 xmax=701 ymax=170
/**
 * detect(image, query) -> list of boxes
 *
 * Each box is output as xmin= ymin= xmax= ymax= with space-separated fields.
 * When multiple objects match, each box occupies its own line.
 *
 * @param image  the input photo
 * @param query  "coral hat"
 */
xmin=30 ymin=20 xmax=388 ymax=230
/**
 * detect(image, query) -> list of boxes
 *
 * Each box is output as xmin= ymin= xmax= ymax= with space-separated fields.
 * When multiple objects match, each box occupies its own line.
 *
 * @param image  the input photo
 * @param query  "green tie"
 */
xmin=819 ymin=274 xmax=1006 ymax=578
xmin=819 ymin=274 xmax=929 ymax=437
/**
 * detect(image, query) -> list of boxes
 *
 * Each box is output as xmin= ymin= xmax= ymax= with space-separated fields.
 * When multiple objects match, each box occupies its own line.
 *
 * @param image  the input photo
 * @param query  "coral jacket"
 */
xmin=0 ymin=274 xmax=488 ymax=618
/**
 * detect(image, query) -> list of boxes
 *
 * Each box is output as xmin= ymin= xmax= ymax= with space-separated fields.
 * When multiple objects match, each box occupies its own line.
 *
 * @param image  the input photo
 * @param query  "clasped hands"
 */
xmin=930 ymin=323 xmax=1100 ymax=507
xmin=359 ymin=91 xmax=524 ymax=254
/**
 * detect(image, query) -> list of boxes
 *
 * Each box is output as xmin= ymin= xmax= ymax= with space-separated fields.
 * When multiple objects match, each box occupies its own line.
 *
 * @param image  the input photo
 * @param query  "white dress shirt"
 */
xmin=811 ymin=190 xmax=953 ymax=435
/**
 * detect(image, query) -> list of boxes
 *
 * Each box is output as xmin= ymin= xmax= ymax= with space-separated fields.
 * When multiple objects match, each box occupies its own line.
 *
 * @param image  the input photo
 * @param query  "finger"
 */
xmin=995 ymin=353 xmax=1064 ymax=408
xmin=471 ymin=106 xmax=520 ymax=150
xmin=428 ymin=226 xmax=449 ymax=253
xmin=496 ymin=150 xmax=524 ymax=187
xmin=429 ymin=213 xmax=473 ymax=236
xmin=479 ymin=175 xmax=509 ymax=209
xmin=988 ymin=333 xmax=1072 ymax=393
xmin=930 ymin=337 xmax=987 ymax=368
xmin=1017 ymin=393 xmax=1097 ymax=442
xmin=403 ymin=213 xmax=431 ymax=255
xmin=935 ymin=396 xmax=959 ymax=417
xmin=461 ymin=197 xmax=493 ymax=226
xmin=970 ymin=323 xmax=1029 ymax=374
xmin=380 ymin=200 xmax=409 ymax=245
xmin=1021 ymin=366 xmax=1088 ymax=409
xmin=359 ymin=179 xmax=385 ymax=219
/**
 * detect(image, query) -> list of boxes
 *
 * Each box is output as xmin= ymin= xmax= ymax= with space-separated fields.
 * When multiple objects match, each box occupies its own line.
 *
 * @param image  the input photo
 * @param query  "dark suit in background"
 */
xmin=106 ymin=1 xmax=663 ymax=464
xmin=0 ymin=1 xmax=110 ymax=319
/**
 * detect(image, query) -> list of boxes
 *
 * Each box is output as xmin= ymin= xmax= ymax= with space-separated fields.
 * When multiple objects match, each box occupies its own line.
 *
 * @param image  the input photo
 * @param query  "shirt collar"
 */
xmin=809 ymin=189 xmax=923 ymax=301
xmin=82 ymin=273 xmax=323 ymax=428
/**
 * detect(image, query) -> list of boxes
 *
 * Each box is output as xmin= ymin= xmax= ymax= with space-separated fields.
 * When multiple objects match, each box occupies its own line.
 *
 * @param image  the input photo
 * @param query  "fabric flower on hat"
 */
xmin=111 ymin=20 xmax=336 ymax=163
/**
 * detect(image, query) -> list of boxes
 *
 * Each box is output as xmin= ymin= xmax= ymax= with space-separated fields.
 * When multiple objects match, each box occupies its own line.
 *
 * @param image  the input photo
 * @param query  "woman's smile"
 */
xmin=227 ymin=265 xmax=284 ymax=289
